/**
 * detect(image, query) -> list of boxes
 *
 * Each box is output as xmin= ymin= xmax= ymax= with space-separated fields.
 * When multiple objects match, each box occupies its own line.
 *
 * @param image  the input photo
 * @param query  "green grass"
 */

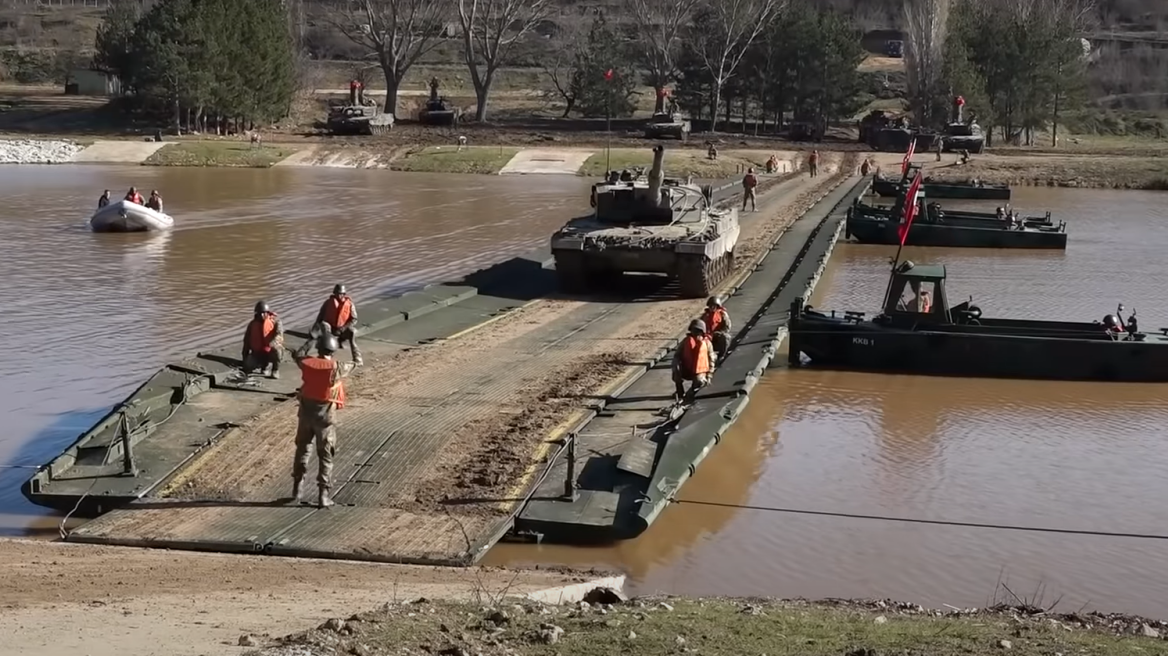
xmin=254 ymin=597 xmax=1168 ymax=656
xmin=143 ymin=141 xmax=299 ymax=168
xmin=388 ymin=145 xmax=521 ymax=174
xmin=579 ymin=148 xmax=771 ymax=179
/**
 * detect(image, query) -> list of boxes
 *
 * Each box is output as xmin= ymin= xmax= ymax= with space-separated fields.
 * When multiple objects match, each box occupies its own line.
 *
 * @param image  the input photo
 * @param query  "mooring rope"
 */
xmin=671 ymin=498 xmax=1168 ymax=541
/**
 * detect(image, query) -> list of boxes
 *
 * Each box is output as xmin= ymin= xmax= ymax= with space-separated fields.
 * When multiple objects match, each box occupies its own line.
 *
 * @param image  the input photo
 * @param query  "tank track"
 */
xmin=554 ymin=251 xmax=589 ymax=294
xmin=366 ymin=122 xmax=393 ymax=136
xmin=677 ymin=249 xmax=734 ymax=298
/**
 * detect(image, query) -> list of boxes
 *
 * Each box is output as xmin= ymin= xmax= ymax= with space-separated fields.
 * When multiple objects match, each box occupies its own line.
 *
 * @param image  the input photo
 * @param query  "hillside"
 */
xmin=2 ymin=0 xmax=1167 ymax=114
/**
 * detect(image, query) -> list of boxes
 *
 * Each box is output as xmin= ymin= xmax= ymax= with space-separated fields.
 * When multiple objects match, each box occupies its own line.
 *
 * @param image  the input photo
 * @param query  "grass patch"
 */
xmin=388 ymin=145 xmax=520 ymax=174
xmin=144 ymin=141 xmax=298 ymax=168
xmin=258 ymin=597 xmax=1168 ymax=656
xmin=579 ymin=148 xmax=770 ymax=179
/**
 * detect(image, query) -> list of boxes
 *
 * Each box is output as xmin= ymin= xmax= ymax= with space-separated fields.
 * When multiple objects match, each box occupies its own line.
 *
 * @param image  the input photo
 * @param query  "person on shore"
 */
xmin=741 ymin=167 xmax=758 ymax=212
xmin=124 ymin=186 xmax=144 ymax=205
xmin=290 ymin=333 xmax=356 ymax=508
xmin=935 ymin=138 xmax=943 ymax=161
xmin=673 ymin=319 xmax=716 ymax=403
xmin=765 ymin=155 xmax=779 ymax=174
xmin=702 ymin=296 xmax=732 ymax=362
xmin=242 ymin=301 xmax=284 ymax=379
xmin=707 ymin=143 xmax=718 ymax=160
xmin=808 ymin=150 xmax=820 ymax=177
xmin=860 ymin=158 xmax=872 ymax=176
xmin=146 ymin=190 xmax=163 ymax=213
xmin=314 ymin=284 xmax=362 ymax=365
xmin=97 ymin=190 xmax=111 ymax=209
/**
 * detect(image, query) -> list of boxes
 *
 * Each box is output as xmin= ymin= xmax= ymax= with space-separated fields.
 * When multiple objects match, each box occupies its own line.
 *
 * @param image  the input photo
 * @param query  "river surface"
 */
xmin=0 ymin=164 xmax=590 ymax=537
xmin=486 ymin=187 xmax=1168 ymax=618
xmin=6 ymin=175 xmax=1168 ymax=618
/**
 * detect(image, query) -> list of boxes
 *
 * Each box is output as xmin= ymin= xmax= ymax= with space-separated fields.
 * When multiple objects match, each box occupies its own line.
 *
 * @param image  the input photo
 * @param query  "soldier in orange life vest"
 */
xmin=701 ymin=296 xmax=732 ymax=361
xmin=241 ymin=300 xmax=284 ymax=379
xmin=672 ymin=319 xmax=717 ymax=403
xmin=124 ymin=186 xmax=144 ymax=205
xmin=314 ymin=284 xmax=362 ymax=365
xmin=290 ymin=333 xmax=357 ymax=507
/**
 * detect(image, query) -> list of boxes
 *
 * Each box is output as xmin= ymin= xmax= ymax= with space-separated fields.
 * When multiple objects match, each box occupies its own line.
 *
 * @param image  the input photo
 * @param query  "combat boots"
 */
xmin=318 ymin=487 xmax=335 ymax=508
xmin=351 ymin=344 xmax=363 ymax=366
xmin=291 ymin=477 xmax=304 ymax=503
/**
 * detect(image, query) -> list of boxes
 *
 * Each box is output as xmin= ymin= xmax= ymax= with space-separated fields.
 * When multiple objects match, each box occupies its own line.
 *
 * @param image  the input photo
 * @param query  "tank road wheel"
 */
xmin=678 ymin=254 xmax=715 ymax=298
xmin=554 ymin=252 xmax=589 ymax=294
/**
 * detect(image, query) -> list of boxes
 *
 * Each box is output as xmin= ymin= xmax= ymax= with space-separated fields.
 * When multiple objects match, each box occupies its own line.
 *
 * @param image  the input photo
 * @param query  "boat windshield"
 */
xmin=895 ymin=280 xmax=936 ymax=314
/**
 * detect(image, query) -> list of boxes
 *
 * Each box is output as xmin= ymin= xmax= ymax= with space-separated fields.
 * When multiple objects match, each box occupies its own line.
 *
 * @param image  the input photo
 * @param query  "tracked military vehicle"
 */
xmin=418 ymin=77 xmax=461 ymax=126
xmin=326 ymin=101 xmax=394 ymax=136
xmin=940 ymin=96 xmax=985 ymax=154
xmin=550 ymin=145 xmax=740 ymax=298
xmin=644 ymin=111 xmax=690 ymax=141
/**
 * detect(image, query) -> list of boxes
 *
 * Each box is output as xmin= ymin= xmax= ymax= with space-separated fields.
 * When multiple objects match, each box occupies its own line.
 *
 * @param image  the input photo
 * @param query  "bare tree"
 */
xmin=457 ymin=0 xmax=551 ymax=121
xmin=902 ymin=0 xmax=951 ymax=126
xmin=692 ymin=0 xmax=782 ymax=132
xmin=326 ymin=0 xmax=451 ymax=116
xmin=540 ymin=18 xmax=588 ymax=118
xmin=628 ymin=0 xmax=701 ymax=114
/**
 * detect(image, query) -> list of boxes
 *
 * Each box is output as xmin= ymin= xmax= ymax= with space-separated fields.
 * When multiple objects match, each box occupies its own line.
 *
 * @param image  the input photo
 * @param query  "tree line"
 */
xmin=94 ymin=0 xmax=295 ymax=133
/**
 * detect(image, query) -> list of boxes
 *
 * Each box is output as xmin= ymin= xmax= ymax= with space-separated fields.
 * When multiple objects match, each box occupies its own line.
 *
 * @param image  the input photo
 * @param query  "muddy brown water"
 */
xmin=486 ymin=187 xmax=1168 ymax=618
xmin=0 ymin=164 xmax=591 ymax=536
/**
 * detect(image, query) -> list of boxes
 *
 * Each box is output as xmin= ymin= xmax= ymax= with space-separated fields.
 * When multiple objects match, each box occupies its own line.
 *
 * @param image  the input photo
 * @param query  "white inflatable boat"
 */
xmin=89 ymin=200 xmax=175 ymax=232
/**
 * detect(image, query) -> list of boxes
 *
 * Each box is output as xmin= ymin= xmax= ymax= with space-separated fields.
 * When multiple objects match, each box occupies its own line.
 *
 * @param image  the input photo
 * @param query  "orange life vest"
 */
xmin=299 ymin=357 xmax=346 ymax=407
xmin=920 ymin=292 xmax=932 ymax=313
xmin=126 ymin=192 xmax=143 ymax=204
xmin=809 ymin=152 xmax=819 ymax=165
xmin=679 ymin=335 xmax=712 ymax=376
xmin=247 ymin=312 xmax=278 ymax=353
xmin=702 ymin=307 xmax=727 ymax=334
xmin=743 ymin=173 xmax=758 ymax=189
xmin=322 ymin=295 xmax=353 ymax=328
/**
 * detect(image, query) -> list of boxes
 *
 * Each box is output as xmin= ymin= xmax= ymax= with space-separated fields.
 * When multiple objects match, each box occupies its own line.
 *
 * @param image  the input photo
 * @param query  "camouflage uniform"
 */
xmin=291 ymin=340 xmax=357 ymax=504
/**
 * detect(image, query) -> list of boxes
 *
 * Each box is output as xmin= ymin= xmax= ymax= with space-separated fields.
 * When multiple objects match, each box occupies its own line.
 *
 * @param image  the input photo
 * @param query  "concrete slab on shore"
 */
xmin=498 ymin=148 xmax=592 ymax=175
xmin=74 ymin=140 xmax=168 ymax=163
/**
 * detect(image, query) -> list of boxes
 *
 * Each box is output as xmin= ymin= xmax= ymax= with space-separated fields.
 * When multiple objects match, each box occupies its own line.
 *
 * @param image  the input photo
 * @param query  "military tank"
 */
xmin=644 ymin=111 xmax=690 ymax=141
xmin=326 ymin=101 xmax=394 ymax=136
xmin=418 ymin=77 xmax=461 ymax=126
xmin=940 ymin=96 xmax=985 ymax=154
xmin=550 ymin=145 xmax=739 ymax=298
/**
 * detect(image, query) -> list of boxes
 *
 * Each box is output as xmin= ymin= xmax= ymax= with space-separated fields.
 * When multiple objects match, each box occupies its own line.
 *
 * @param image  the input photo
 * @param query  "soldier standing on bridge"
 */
xmin=291 ymin=333 xmax=357 ymax=508
xmin=315 ymin=284 xmax=363 ymax=365
xmin=741 ymin=167 xmax=758 ymax=212
xmin=807 ymin=150 xmax=820 ymax=177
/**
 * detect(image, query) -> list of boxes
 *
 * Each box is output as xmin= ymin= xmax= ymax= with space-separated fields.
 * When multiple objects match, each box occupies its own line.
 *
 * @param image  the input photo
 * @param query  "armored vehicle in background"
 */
xmin=644 ymin=111 xmax=691 ymax=141
xmin=327 ymin=99 xmax=394 ymax=134
xmin=418 ymin=77 xmax=461 ymax=126
xmin=940 ymin=96 xmax=986 ymax=153
xmin=550 ymin=145 xmax=740 ymax=298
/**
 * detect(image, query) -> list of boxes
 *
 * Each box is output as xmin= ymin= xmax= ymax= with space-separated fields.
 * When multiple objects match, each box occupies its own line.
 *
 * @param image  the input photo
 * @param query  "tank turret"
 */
xmin=550 ymin=146 xmax=741 ymax=298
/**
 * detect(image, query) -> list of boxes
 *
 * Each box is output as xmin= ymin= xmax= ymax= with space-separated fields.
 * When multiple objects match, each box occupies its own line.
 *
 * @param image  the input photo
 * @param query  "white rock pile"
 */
xmin=0 ymin=139 xmax=84 ymax=164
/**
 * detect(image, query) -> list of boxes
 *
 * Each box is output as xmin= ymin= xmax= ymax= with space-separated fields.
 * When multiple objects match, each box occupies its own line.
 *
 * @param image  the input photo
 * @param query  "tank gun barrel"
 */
xmin=647 ymin=145 xmax=665 ymax=207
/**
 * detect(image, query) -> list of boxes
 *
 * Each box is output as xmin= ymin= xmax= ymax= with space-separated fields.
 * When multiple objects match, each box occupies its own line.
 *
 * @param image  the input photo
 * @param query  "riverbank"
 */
xmin=0 ymin=537 xmax=618 ymax=656
xmin=252 ymin=595 xmax=1168 ymax=656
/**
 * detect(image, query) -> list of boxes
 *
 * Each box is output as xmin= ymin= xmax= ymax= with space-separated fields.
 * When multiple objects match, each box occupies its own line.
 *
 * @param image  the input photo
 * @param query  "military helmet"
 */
xmin=707 ymin=296 xmax=723 ymax=308
xmin=688 ymin=319 xmax=706 ymax=334
xmin=254 ymin=300 xmax=269 ymax=314
xmin=333 ymin=284 xmax=346 ymax=296
xmin=317 ymin=334 xmax=340 ymax=354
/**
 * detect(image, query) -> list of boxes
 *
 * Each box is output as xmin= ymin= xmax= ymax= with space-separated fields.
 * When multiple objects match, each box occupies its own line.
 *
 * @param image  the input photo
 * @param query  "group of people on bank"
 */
xmin=97 ymin=187 xmax=165 ymax=213
xmin=240 ymin=285 xmax=363 ymax=509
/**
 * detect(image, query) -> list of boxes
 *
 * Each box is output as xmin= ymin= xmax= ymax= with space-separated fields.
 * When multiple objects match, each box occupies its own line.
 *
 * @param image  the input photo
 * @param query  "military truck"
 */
xmin=644 ymin=111 xmax=691 ymax=141
xmin=550 ymin=145 xmax=740 ymax=298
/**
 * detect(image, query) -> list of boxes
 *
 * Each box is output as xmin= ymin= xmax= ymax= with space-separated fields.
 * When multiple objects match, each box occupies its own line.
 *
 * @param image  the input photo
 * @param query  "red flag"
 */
xmin=897 ymin=172 xmax=924 ymax=246
xmin=604 ymin=69 xmax=614 ymax=81
xmin=901 ymin=138 xmax=916 ymax=176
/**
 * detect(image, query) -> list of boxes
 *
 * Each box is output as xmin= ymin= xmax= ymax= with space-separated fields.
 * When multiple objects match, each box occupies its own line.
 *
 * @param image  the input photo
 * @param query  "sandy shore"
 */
xmin=0 ymin=538 xmax=612 ymax=656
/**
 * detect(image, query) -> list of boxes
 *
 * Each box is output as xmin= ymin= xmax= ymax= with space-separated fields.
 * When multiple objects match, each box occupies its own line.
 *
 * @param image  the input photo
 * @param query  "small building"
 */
xmin=65 ymin=69 xmax=122 ymax=97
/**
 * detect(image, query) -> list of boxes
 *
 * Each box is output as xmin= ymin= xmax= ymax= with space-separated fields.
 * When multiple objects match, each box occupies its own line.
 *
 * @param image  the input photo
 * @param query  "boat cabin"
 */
xmin=877 ymin=261 xmax=954 ymax=325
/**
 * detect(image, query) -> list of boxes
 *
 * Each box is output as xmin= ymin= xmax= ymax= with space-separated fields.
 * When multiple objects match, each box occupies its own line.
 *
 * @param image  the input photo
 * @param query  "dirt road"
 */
xmin=0 ymin=538 xmax=610 ymax=656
